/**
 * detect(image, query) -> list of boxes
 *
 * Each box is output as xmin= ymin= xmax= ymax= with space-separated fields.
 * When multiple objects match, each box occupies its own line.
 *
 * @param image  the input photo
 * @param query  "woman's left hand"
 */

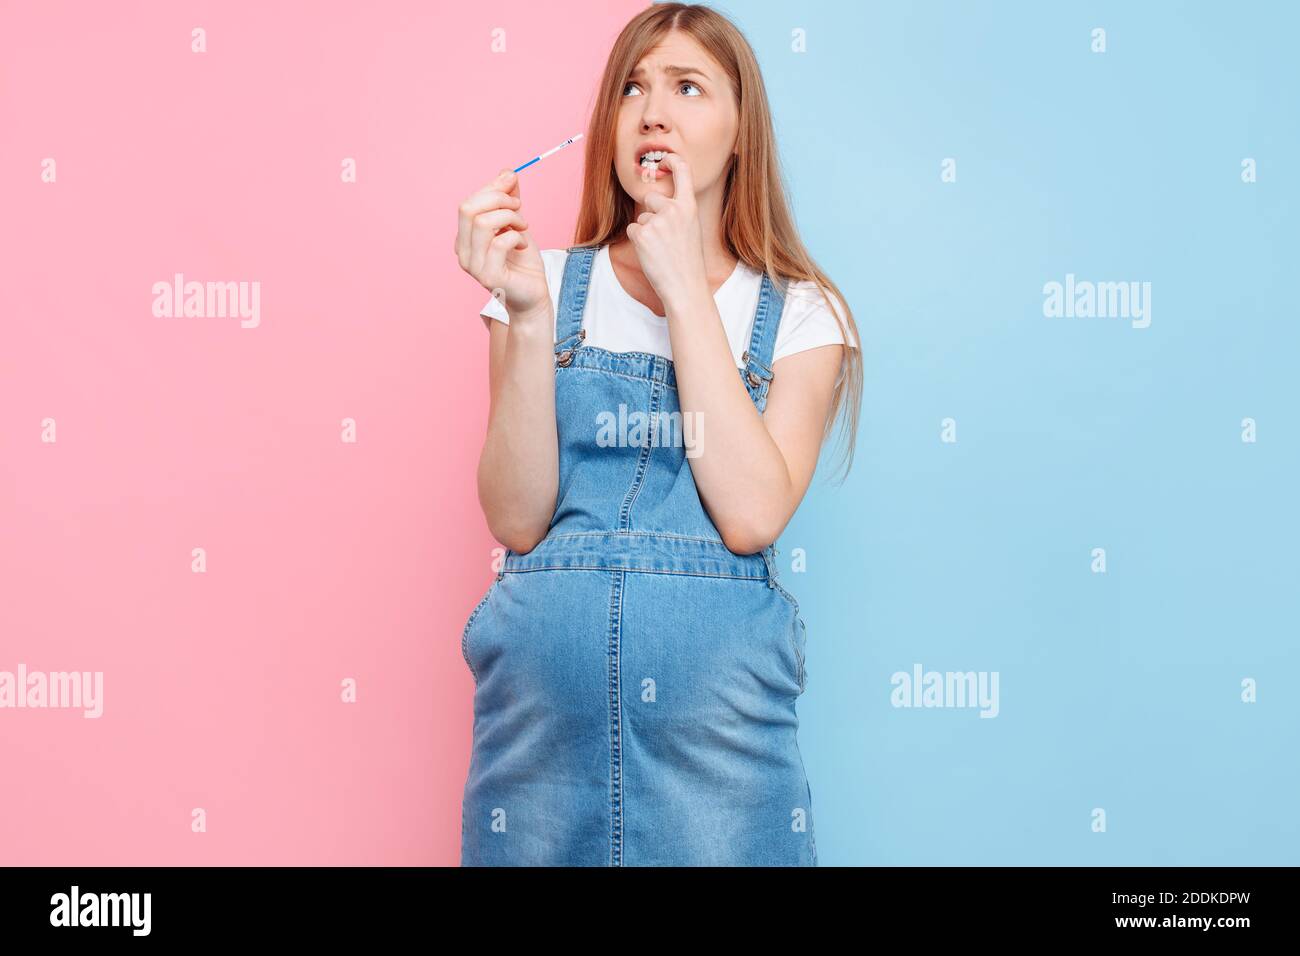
xmin=626 ymin=153 xmax=709 ymax=313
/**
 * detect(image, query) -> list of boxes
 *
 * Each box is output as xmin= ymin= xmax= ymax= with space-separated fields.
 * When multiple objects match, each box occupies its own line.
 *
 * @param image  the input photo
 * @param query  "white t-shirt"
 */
xmin=478 ymin=245 xmax=856 ymax=388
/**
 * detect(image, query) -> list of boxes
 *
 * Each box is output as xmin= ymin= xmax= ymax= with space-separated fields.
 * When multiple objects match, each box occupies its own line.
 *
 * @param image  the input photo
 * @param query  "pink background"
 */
xmin=0 ymin=0 xmax=644 ymax=864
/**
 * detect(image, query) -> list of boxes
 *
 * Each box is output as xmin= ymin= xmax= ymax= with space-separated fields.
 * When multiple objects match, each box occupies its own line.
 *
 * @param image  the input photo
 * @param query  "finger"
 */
xmin=455 ymin=178 xmax=523 ymax=263
xmin=470 ymin=208 xmax=530 ymax=276
xmin=636 ymin=211 xmax=653 ymax=225
xmin=481 ymin=227 xmax=529 ymax=286
xmin=643 ymin=189 xmax=666 ymax=213
xmin=457 ymin=183 xmax=521 ymax=234
xmin=456 ymin=191 xmax=523 ymax=267
xmin=497 ymin=168 xmax=521 ymax=201
xmin=659 ymin=152 xmax=691 ymax=202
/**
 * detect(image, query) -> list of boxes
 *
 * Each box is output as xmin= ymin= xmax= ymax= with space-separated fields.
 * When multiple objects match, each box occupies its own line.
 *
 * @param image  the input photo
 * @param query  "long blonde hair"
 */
xmin=571 ymin=2 xmax=862 ymax=483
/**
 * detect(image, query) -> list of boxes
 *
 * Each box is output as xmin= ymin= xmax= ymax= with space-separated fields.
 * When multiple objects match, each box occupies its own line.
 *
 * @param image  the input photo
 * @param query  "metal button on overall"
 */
xmin=460 ymin=242 xmax=817 ymax=867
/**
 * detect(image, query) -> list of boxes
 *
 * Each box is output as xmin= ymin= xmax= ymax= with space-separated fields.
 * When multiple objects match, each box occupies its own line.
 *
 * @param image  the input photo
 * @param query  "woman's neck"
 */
xmin=609 ymin=235 xmax=737 ymax=286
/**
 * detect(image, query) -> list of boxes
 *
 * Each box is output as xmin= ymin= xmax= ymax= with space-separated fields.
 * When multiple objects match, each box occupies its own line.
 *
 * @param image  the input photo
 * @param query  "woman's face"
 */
xmin=616 ymin=31 xmax=737 ymax=208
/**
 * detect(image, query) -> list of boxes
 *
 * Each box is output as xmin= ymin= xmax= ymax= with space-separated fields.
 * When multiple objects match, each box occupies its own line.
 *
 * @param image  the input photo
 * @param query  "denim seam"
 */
xmin=461 ymin=582 xmax=498 ymax=684
xmin=558 ymin=363 xmax=678 ymax=390
xmin=501 ymin=565 xmax=767 ymax=581
xmin=617 ymin=378 xmax=662 ymax=531
xmin=557 ymin=352 xmax=772 ymax=416
xmin=803 ymin=772 xmax=818 ymax=865
xmin=769 ymin=579 xmax=805 ymax=689
xmin=793 ymin=618 xmax=807 ymax=693
xmin=771 ymin=578 xmax=801 ymax=613
xmin=556 ymin=243 xmax=596 ymax=341
xmin=607 ymin=569 xmax=625 ymax=866
xmin=558 ymin=346 xmax=759 ymax=392
xmin=563 ymin=342 xmax=678 ymax=363
xmin=544 ymin=530 xmax=728 ymax=545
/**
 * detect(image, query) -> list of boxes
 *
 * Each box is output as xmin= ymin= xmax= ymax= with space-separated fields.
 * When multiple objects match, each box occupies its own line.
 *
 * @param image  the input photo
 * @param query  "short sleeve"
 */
xmin=772 ymin=281 xmax=857 ymax=387
xmin=480 ymin=288 xmax=508 ymax=324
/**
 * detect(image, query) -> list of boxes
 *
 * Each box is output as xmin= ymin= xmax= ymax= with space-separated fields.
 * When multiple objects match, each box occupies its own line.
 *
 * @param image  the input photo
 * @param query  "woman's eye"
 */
xmin=622 ymin=81 xmax=703 ymax=96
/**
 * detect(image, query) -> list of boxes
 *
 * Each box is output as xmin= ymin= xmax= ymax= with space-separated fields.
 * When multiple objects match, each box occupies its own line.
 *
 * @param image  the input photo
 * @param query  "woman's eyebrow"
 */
xmin=629 ymin=65 xmax=709 ymax=80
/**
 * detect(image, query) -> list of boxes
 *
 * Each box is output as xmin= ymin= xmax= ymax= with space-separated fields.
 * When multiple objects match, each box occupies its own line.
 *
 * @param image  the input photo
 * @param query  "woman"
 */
xmin=453 ymin=3 xmax=861 ymax=866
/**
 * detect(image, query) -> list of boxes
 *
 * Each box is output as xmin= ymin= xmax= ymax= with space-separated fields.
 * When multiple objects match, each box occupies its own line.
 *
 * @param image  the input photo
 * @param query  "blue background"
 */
xmin=705 ymin=0 xmax=1298 ymax=864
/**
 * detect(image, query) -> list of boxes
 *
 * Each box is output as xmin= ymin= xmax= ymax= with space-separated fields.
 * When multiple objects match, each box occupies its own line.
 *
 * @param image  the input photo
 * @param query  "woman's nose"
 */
xmin=638 ymin=92 xmax=673 ymax=131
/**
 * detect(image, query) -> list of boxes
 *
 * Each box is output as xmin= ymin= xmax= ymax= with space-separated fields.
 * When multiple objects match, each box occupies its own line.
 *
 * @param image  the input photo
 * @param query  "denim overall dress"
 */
xmin=460 ymin=242 xmax=816 ymax=866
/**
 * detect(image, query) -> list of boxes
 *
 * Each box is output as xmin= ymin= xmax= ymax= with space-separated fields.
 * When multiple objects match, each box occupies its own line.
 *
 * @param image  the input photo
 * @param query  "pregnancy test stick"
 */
xmin=513 ymin=133 xmax=584 ymax=173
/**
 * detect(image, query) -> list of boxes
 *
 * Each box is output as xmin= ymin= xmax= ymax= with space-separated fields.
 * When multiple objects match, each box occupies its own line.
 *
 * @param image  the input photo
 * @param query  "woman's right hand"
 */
xmin=455 ymin=168 xmax=550 ymax=321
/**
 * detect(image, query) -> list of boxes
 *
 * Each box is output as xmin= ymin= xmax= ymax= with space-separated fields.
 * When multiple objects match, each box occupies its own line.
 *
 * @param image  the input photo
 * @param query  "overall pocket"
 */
xmin=461 ymin=579 xmax=500 ymax=684
xmin=770 ymin=580 xmax=808 ymax=694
